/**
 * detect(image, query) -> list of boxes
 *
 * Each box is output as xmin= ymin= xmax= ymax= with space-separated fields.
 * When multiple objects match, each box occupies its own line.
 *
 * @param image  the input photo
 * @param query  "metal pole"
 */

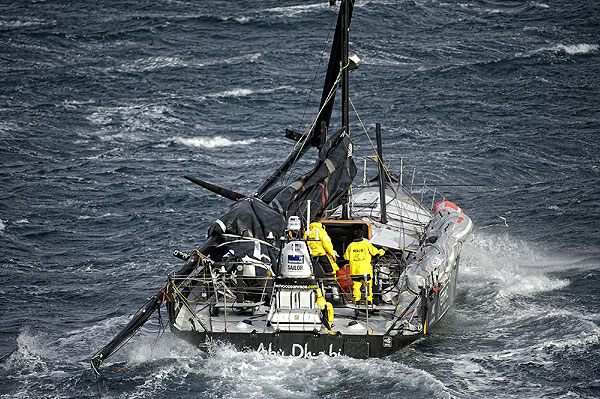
xmin=342 ymin=0 xmax=349 ymax=136
xmin=376 ymin=123 xmax=387 ymax=224
xmin=364 ymin=272 xmax=369 ymax=329
xmin=400 ymin=158 xmax=403 ymax=190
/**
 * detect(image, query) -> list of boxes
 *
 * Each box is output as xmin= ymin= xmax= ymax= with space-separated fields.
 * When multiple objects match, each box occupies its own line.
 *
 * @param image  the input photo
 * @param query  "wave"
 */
xmin=517 ymin=43 xmax=599 ymax=58
xmin=183 ymin=343 xmax=450 ymax=398
xmin=265 ymin=3 xmax=328 ymax=17
xmin=532 ymin=2 xmax=550 ymax=8
xmin=460 ymin=232 xmax=571 ymax=300
xmin=196 ymin=85 xmax=293 ymax=102
xmin=552 ymin=43 xmax=598 ymax=55
xmin=118 ymin=56 xmax=192 ymax=72
xmin=0 ymin=17 xmax=50 ymax=30
xmin=115 ymin=52 xmax=261 ymax=73
xmin=171 ymin=135 xmax=257 ymax=149
xmin=207 ymin=88 xmax=255 ymax=99
xmin=1 ymin=329 xmax=50 ymax=376
xmin=88 ymin=337 xmax=452 ymax=398
xmin=218 ymin=15 xmax=252 ymax=24
xmin=86 ymin=103 xmax=182 ymax=132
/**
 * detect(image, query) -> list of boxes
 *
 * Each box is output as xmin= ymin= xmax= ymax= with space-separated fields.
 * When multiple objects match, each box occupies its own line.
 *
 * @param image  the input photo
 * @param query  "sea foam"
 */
xmin=460 ymin=232 xmax=571 ymax=299
xmin=1 ymin=330 xmax=49 ymax=375
xmin=554 ymin=43 xmax=598 ymax=55
xmin=171 ymin=136 xmax=256 ymax=149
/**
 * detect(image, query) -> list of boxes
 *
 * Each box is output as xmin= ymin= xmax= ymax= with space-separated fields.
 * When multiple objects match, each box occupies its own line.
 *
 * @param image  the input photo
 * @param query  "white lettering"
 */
xmin=261 ymin=341 xmax=341 ymax=357
xmin=328 ymin=344 xmax=341 ymax=357
xmin=304 ymin=343 xmax=311 ymax=359
xmin=292 ymin=343 xmax=304 ymax=357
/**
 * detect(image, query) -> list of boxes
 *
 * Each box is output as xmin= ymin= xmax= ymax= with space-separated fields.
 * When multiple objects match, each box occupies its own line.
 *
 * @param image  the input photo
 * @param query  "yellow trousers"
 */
xmin=352 ymin=279 xmax=373 ymax=302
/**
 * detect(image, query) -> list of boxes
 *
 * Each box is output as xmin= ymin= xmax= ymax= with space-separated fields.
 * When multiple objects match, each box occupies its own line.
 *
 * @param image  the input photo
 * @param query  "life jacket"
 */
xmin=335 ymin=264 xmax=353 ymax=292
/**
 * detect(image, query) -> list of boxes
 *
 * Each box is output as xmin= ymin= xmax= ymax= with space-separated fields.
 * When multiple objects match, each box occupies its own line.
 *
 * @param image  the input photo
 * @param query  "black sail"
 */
xmin=201 ymin=128 xmax=356 ymax=271
xmin=255 ymin=0 xmax=354 ymax=198
xmin=312 ymin=0 xmax=354 ymax=145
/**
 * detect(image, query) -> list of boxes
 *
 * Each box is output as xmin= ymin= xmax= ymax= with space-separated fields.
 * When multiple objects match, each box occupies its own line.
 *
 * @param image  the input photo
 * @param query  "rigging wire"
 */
xmin=349 ymin=96 xmax=430 ymax=221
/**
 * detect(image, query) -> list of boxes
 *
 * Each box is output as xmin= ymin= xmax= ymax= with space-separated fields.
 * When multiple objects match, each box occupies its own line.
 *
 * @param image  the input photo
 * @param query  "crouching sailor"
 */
xmin=304 ymin=220 xmax=338 ymax=277
xmin=344 ymin=229 xmax=385 ymax=304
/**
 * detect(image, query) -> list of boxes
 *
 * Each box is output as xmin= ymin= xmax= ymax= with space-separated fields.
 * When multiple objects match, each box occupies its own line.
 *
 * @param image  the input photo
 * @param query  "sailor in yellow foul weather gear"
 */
xmin=304 ymin=221 xmax=338 ymax=277
xmin=344 ymin=229 xmax=385 ymax=303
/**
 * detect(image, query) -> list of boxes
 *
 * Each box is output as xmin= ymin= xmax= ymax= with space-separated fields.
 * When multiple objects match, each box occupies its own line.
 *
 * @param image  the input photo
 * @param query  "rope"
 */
xmin=340 ymin=59 xmax=351 ymax=72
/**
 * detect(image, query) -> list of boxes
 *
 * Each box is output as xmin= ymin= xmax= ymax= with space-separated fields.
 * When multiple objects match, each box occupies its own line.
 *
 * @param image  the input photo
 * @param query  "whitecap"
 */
xmin=210 ymin=88 xmax=255 ymax=98
xmin=118 ymin=56 xmax=190 ymax=72
xmin=554 ymin=43 xmax=598 ymax=55
xmin=539 ymin=331 xmax=600 ymax=351
xmin=235 ymin=16 xmax=250 ymax=24
xmin=0 ymin=18 xmax=49 ymax=29
xmin=196 ymin=85 xmax=292 ymax=102
xmin=516 ymin=43 xmax=598 ymax=59
xmin=266 ymin=3 xmax=328 ymax=18
xmin=196 ymin=52 xmax=261 ymax=69
xmin=0 ymin=219 xmax=5 ymax=232
xmin=171 ymin=136 xmax=256 ymax=149
xmin=1 ymin=329 xmax=49 ymax=375
xmin=86 ymin=103 xmax=182 ymax=133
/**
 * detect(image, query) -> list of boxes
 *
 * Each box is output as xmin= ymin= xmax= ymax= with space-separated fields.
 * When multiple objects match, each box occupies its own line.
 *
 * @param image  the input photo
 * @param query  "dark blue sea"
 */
xmin=1 ymin=0 xmax=599 ymax=397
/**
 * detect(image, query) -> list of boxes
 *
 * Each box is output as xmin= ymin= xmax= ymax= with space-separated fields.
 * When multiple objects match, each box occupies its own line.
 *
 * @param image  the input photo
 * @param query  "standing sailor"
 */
xmin=344 ymin=229 xmax=385 ymax=303
xmin=304 ymin=220 xmax=338 ymax=277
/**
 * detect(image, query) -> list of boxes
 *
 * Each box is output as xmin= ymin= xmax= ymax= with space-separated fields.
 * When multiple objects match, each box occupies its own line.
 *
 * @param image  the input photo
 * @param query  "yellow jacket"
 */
xmin=304 ymin=222 xmax=335 ymax=258
xmin=344 ymin=239 xmax=385 ymax=276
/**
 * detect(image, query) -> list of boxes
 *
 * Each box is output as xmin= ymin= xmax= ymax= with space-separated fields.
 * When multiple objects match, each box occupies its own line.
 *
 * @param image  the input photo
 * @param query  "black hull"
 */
xmin=172 ymin=328 xmax=422 ymax=359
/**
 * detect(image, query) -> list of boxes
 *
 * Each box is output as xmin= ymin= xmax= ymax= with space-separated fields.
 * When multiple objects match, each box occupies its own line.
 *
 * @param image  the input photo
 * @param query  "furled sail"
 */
xmin=311 ymin=1 xmax=354 ymax=146
xmin=201 ymin=128 xmax=357 ymax=270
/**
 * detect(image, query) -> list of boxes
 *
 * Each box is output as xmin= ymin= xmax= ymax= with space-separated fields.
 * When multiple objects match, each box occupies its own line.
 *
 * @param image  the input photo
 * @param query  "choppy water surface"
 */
xmin=1 ymin=0 xmax=599 ymax=397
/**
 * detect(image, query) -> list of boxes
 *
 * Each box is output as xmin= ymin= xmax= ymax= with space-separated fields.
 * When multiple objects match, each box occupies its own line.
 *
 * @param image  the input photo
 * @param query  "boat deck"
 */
xmin=173 ymin=297 xmax=420 ymax=338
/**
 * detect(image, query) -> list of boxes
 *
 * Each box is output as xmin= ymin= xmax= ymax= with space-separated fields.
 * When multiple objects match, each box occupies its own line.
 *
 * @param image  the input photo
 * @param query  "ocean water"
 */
xmin=1 ymin=0 xmax=599 ymax=397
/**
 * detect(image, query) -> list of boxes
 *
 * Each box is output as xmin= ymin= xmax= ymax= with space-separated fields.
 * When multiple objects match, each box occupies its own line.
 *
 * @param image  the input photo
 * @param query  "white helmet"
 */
xmin=287 ymin=216 xmax=301 ymax=231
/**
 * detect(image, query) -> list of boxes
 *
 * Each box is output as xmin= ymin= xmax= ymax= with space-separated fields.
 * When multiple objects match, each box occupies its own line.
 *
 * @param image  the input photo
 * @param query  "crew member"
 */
xmin=304 ymin=220 xmax=338 ymax=277
xmin=344 ymin=228 xmax=385 ymax=303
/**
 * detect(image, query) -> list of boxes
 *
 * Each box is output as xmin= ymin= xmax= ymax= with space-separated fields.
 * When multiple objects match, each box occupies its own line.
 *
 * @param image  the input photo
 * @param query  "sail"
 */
xmin=311 ymin=0 xmax=354 ymax=146
xmin=268 ymin=128 xmax=356 ymax=222
xmin=201 ymin=129 xmax=357 ymax=270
